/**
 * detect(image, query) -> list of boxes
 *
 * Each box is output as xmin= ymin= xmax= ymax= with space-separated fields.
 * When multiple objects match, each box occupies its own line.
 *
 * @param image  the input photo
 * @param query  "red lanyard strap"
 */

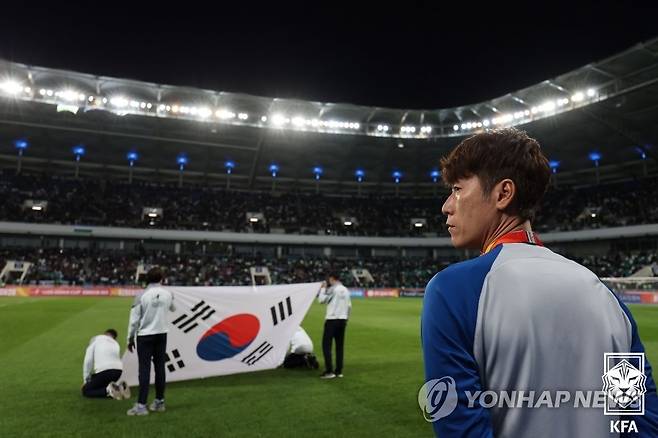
xmin=483 ymin=230 xmax=544 ymax=254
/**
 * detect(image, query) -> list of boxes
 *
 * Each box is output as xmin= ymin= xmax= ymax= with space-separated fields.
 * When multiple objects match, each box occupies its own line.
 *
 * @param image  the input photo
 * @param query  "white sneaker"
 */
xmin=106 ymin=382 xmax=122 ymax=400
xmin=149 ymin=399 xmax=166 ymax=412
xmin=337 ymin=374 xmax=344 ymax=378
xmin=320 ymin=372 xmax=336 ymax=379
xmin=126 ymin=403 xmax=149 ymax=416
xmin=118 ymin=381 xmax=131 ymax=400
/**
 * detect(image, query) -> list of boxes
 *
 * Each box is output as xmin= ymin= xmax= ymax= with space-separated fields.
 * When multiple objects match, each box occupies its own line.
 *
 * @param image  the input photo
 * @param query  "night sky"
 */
xmin=0 ymin=3 xmax=656 ymax=109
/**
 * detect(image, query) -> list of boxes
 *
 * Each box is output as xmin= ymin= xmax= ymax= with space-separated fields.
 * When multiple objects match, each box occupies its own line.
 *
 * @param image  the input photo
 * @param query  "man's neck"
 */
xmin=481 ymin=216 xmax=532 ymax=254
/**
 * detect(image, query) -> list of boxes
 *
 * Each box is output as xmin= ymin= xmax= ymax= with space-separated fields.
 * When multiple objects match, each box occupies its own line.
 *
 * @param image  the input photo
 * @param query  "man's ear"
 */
xmin=493 ymin=179 xmax=516 ymax=211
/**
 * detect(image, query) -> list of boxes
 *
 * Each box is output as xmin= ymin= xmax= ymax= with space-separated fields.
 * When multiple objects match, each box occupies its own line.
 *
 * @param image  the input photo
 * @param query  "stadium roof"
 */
xmin=0 ymin=37 xmax=657 ymax=193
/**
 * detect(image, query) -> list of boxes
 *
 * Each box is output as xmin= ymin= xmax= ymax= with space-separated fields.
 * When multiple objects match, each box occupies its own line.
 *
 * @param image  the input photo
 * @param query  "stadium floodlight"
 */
xmin=482 ymin=119 xmax=490 ymax=127
xmin=271 ymin=114 xmax=288 ymax=126
xmin=430 ymin=169 xmax=440 ymax=183
xmin=269 ymin=164 xmax=279 ymax=191
xmin=56 ymin=89 xmax=80 ymax=102
xmin=198 ymin=107 xmax=212 ymax=118
xmin=126 ymin=151 xmax=138 ymax=164
xmin=635 ymin=147 xmax=647 ymax=160
xmin=453 ymin=124 xmax=459 ymax=131
xmin=414 ymin=222 xmax=424 ymax=228
xmin=225 ymin=160 xmax=236 ymax=189
xmin=249 ymin=217 xmax=259 ymax=223
xmin=549 ymin=160 xmax=560 ymax=174
xmin=392 ymin=170 xmax=402 ymax=184
xmin=73 ymin=145 xmax=85 ymax=160
xmin=126 ymin=151 xmax=138 ymax=183
xmin=14 ymin=139 xmax=28 ymax=174
xmin=586 ymin=88 xmax=596 ymax=97
xmin=110 ymin=96 xmax=129 ymax=108
xmin=397 ymin=142 xmax=404 ymax=149
xmin=14 ymin=139 xmax=28 ymax=151
xmin=0 ymin=80 xmax=23 ymax=95
xmin=376 ymin=124 xmax=390 ymax=133
xmin=261 ymin=116 xmax=268 ymax=122
xmin=72 ymin=145 xmax=85 ymax=178
xmin=344 ymin=220 xmax=353 ymax=226
xmin=177 ymin=154 xmax=188 ymax=169
xmin=238 ymin=113 xmax=249 ymax=120
xmin=589 ymin=152 xmax=601 ymax=184
xmin=216 ymin=109 xmax=236 ymax=120
xmin=571 ymin=91 xmax=585 ymax=102
xmin=177 ymin=154 xmax=188 ymax=187
xmin=313 ymin=166 xmax=323 ymax=180
xmin=355 ymin=169 xmax=365 ymax=183
xmin=292 ymin=116 xmax=306 ymax=127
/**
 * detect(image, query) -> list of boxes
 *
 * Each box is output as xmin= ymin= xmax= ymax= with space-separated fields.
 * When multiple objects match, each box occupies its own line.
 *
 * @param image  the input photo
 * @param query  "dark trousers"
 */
xmin=322 ymin=319 xmax=347 ymax=374
xmin=82 ymin=369 xmax=122 ymax=398
xmin=137 ymin=333 xmax=167 ymax=405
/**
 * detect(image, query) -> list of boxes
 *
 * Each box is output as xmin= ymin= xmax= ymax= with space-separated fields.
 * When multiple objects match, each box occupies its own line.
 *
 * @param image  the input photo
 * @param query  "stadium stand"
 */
xmin=0 ymin=246 xmax=654 ymax=288
xmin=2 ymin=170 xmax=658 ymax=236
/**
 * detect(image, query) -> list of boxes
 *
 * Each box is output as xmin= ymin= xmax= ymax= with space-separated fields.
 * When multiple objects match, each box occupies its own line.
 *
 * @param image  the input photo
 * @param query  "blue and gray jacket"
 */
xmin=421 ymin=243 xmax=658 ymax=437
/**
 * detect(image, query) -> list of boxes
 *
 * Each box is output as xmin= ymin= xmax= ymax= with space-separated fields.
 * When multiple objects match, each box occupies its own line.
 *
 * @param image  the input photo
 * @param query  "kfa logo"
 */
xmin=602 ymin=352 xmax=647 ymax=434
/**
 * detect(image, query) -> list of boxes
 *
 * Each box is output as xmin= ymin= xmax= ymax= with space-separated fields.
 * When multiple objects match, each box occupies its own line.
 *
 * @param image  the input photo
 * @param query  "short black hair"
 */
xmin=441 ymin=128 xmax=551 ymax=221
xmin=327 ymin=272 xmax=340 ymax=281
xmin=146 ymin=267 xmax=164 ymax=284
xmin=105 ymin=329 xmax=118 ymax=339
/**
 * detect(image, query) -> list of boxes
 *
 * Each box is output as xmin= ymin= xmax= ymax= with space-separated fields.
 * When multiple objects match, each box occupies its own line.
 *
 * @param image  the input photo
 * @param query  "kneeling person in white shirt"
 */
xmin=81 ymin=329 xmax=128 ymax=399
xmin=283 ymin=326 xmax=318 ymax=369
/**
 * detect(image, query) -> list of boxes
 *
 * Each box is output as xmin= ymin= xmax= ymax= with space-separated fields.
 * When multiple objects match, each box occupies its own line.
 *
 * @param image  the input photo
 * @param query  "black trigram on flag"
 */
xmin=270 ymin=296 xmax=292 ymax=326
xmin=172 ymin=300 xmax=216 ymax=333
xmin=241 ymin=341 xmax=274 ymax=366
xmin=165 ymin=349 xmax=185 ymax=372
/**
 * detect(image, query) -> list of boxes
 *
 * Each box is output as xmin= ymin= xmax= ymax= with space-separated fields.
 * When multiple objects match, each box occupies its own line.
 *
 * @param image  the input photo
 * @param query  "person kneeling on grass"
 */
xmin=283 ymin=326 xmax=319 ymax=369
xmin=82 ymin=329 xmax=130 ymax=400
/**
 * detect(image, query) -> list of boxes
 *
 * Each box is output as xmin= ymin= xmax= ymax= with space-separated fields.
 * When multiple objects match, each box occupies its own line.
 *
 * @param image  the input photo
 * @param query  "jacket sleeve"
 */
xmin=421 ymin=273 xmax=494 ymax=437
xmin=616 ymin=300 xmax=658 ymax=437
xmin=317 ymin=286 xmax=334 ymax=304
xmin=127 ymin=294 xmax=142 ymax=342
xmin=82 ymin=339 xmax=95 ymax=382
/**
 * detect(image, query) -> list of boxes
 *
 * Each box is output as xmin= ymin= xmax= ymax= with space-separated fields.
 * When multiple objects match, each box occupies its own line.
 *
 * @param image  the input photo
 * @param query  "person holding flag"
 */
xmin=318 ymin=272 xmax=351 ymax=379
xmin=126 ymin=267 xmax=175 ymax=416
xmin=421 ymin=128 xmax=658 ymax=437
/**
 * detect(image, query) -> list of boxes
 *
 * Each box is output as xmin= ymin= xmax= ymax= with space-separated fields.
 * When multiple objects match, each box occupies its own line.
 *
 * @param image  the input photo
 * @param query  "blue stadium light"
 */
xmin=177 ymin=153 xmax=188 ymax=170
xmin=225 ymin=160 xmax=235 ymax=174
xmin=313 ymin=166 xmax=323 ymax=180
xmin=430 ymin=169 xmax=440 ymax=183
xmin=392 ymin=170 xmax=402 ymax=184
xmin=14 ymin=139 xmax=28 ymax=150
xmin=126 ymin=151 xmax=139 ymax=166
xmin=588 ymin=152 xmax=601 ymax=163
xmin=269 ymin=164 xmax=279 ymax=178
xmin=355 ymin=169 xmax=365 ymax=182
xmin=635 ymin=147 xmax=647 ymax=160
xmin=73 ymin=145 xmax=85 ymax=161
xmin=549 ymin=160 xmax=560 ymax=174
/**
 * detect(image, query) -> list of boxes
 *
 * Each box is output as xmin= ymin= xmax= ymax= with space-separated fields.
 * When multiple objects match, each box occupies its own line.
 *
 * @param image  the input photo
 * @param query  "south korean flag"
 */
xmin=121 ymin=282 xmax=321 ymax=385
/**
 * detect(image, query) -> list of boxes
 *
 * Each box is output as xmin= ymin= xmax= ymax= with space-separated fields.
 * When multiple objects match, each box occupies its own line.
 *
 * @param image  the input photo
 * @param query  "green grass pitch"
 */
xmin=0 ymin=298 xmax=657 ymax=437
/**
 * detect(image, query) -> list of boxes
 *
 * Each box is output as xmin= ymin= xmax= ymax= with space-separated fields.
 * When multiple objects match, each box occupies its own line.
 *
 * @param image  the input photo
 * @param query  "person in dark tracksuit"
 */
xmin=318 ymin=272 xmax=351 ymax=379
xmin=126 ymin=267 xmax=175 ymax=416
